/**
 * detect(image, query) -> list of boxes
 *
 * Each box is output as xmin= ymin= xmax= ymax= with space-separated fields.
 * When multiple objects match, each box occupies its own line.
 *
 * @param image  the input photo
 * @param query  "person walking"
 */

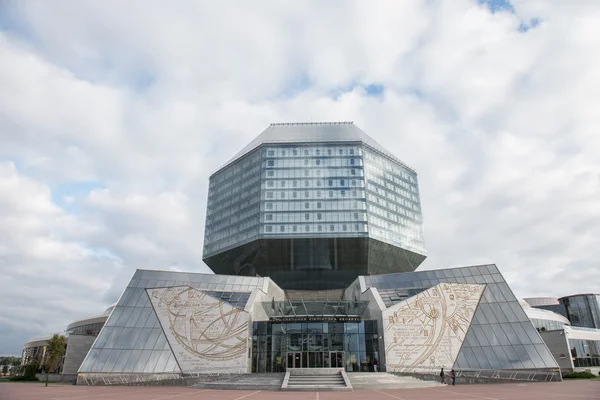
xmin=440 ymin=367 xmax=445 ymax=384
xmin=451 ymin=369 xmax=456 ymax=386
xmin=373 ymin=358 xmax=378 ymax=372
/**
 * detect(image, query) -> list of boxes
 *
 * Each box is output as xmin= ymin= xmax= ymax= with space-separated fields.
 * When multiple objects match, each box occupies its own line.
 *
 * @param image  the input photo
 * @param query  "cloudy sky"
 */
xmin=0 ymin=0 xmax=599 ymax=355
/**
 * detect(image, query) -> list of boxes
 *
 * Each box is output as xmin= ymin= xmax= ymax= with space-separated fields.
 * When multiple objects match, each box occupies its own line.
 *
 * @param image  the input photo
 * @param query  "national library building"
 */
xmin=76 ymin=122 xmax=561 ymax=384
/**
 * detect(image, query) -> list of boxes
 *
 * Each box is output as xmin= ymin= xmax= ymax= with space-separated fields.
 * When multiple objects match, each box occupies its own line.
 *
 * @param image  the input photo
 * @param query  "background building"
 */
xmin=520 ymin=300 xmax=571 ymax=331
xmin=62 ymin=306 xmax=112 ymax=380
xmin=559 ymin=294 xmax=600 ymax=329
xmin=203 ymin=122 xmax=426 ymax=290
xmin=540 ymin=326 xmax=600 ymax=375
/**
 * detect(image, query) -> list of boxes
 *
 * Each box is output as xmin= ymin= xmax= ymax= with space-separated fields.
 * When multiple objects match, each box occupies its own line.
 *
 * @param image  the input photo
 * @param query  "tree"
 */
xmin=43 ymin=334 xmax=67 ymax=387
xmin=2 ymin=365 xmax=8 ymax=375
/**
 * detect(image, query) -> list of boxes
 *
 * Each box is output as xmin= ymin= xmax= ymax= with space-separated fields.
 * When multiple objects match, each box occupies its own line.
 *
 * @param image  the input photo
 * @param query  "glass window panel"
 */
xmin=94 ymin=327 xmax=113 ymax=348
xmin=153 ymin=331 xmax=167 ymax=350
xmin=483 ymin=347 xmax=501 ymax=370
xmin=133 ymin=329 xmax=152 ymax=349
xmin=106 ymin=307 xmax=124 ymax=326
xmin=491 ymin=324 xmax=510 ymax=346
xmin=524 ymin=344 xmax=545 ymax=367
xmin=483 ymin=325 xmax=501 ymax=346
xmin=522 ymin=322 xmax=544 ymax=344
xmin=472 ymin=326 xmax=490 ymax=346
xmin=116 ymin=307 xmax=134 ymax=326
xmin=489 ymin=303 xmax=509 ymax=323
xmin=114 ymin=327 xmax=133 ymax=349
xmin=135 ymin=291 xmax=150 ymax=307
xmin=492 ymin=345 xmax=510 ymax=369
xmin=473 ymin=308 xmax=488 ymax=325
xmin=133 ymin=308 xmax=151 ymax=328
xmin=145 ymin=311 xmax=159 ymax=328
xmin=167 ymin=352 xmax=181 ymax=372
xmin=133 ymin=350 xmax=152 ymax=372
xmin=104 ymin=327 xmax=123 ymax=349
xmin=91 ymin=349 xmax=112 ymax=372
xmin=123 ymin=349 xmax=142 ymax=372
xmin=510 ymin=323 xmax=532 ymax=344
xmin=79 ymin=349 xmax=100 ymax=372
xmin=153 ymin=351 xmax=172 ymax=373
xmin=534 ymin=344 xmax=558 ymax=367
xmin=143 ymin=350 xmax=162 ymax=373
xmin=454 ymin=350 xmax=467 ymax=369
xmin=485 ymin=265 xmax=498 ymax=275
xmin=509 ymin=302 xmax=529 ymax=321
xmin=479 ymin=304 xmax=498 ymax=323
xmin=144 ymin=329 xmax=162 ymax=349
xmin=126 ymin=288 xmax=144 ymax=306
xmin=465 ymin=330 xmax=481 ymax=347
xmin=122 ymin=328 xmax=143 ymax=349
xmin=482 ymin=287 xmax=497 ymax=303
xmin=500 ymin=302 xmax=519 ymax=323
xmin=501 ymin=345 xmax=524 ymax=369
xmin=460 ymin=347 xmax=481 ymax=369
xmin=513 ymin=344 xmax=534 ymax=368
xmin=108 ymin=349 xmax=131 ymax=373
xmin=101 ymin=349 xmax=122 ymax=372
xmin=471 ymin=347 xmax=491 ymax=369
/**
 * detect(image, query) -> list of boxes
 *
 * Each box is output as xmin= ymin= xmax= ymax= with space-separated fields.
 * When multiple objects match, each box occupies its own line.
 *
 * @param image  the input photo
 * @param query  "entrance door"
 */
xmin=287 ymin=352 xmax=302 ymax=368
xmin=329 ymin=351 xmax=344 ymax=368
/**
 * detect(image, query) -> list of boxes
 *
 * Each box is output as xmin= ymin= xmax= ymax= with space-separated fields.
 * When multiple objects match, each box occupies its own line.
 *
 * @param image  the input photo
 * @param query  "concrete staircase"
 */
xmin=347 ymin=372 xmax=443 ymax=389
xmin=282 ymin=369 xmax=351 ymax=391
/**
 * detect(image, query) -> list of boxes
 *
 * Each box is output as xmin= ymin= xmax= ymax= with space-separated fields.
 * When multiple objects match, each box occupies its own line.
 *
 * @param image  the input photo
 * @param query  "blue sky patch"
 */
xmin=478 ymin=0 xmax=515 ymax=14
xmin=51 ymin=180 xmax=105 ymax=213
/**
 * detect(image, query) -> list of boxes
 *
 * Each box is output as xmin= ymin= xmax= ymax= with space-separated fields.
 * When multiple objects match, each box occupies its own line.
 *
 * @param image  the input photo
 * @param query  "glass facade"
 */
xmin=560 ymin=294 xmax=600 ymax=329
xmin=67 ymin=322 xmax=104 ymax=336
xmin=364 ymin=265 xmax=560 ymax=371
xmin=203 ymin=122 xmax=427 ymax=289
xmin=530 ymin=318 xmax=569 ymax=332
xmin=252 ymin=321 xmax=379 ymax=372
xmin=570 ymin=337 xmax=600 ymax=368
xmin=79 ymin=270 xmax=266 ymax=374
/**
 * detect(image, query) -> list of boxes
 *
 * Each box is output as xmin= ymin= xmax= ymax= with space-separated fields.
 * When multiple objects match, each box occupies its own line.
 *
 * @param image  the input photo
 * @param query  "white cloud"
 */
xmin=0 ymin=0 xmax=599 ymax=354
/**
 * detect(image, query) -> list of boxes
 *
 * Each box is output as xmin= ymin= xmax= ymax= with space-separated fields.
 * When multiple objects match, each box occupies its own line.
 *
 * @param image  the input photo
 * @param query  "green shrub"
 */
xmin=9 ymin=375 xmax=38 ymax=382
xmin=564 ymin=371 xmax=596 ymax=379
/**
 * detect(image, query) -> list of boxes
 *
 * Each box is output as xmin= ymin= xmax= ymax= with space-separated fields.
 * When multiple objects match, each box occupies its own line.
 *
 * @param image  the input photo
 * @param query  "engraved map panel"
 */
xmin=148 ymin=287 xmax=249 ymax=373
xmin=383 ymin=283 xmax=484 ymax=373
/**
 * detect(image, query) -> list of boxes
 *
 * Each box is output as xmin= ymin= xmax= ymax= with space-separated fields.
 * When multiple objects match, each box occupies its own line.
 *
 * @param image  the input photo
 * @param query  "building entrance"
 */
xmin=252 ymin=320 xmax=379 ymax=373
xmin=286 ymin=351 xmax=344 ymax=368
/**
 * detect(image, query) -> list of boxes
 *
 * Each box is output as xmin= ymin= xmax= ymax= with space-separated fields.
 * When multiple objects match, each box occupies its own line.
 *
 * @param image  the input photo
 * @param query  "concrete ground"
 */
xmin=1 ymin=380 xmax=598 ymax=400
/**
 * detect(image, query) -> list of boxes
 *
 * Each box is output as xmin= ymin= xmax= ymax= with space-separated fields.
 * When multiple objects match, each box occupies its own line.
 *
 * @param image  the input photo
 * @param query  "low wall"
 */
xmin=394 ymin=368 xmax=562 ymax=384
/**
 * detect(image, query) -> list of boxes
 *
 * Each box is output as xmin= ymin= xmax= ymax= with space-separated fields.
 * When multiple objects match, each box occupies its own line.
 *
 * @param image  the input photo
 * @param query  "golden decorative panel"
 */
xmin=148 ymin=287 xmax=249 ymax=373
xmin=382 ymin=283 xmax=484 ymax=373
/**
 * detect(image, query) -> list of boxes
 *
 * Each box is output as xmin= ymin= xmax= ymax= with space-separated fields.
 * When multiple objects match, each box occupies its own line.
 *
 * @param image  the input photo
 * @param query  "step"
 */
xmin=282 ymin=371 xmax=352 ymax=391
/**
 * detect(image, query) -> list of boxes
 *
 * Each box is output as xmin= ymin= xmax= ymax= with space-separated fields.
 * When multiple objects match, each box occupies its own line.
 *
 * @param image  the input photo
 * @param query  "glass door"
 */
xmin=287 ymin=352 xmax=302 ymax=368
xmin=329 ymin=351 xmax=344 ymax=368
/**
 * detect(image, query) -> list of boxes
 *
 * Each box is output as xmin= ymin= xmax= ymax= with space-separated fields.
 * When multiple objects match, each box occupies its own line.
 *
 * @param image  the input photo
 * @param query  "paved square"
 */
xmin=1 ymin=381 xmax=598 ymax=400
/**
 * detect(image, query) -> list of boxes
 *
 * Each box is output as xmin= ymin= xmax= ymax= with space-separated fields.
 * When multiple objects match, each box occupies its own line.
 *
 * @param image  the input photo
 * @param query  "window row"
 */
xmin=265 ymin=190 xmax=364 ymax=200
xmin=265 ymin=146 xmax=360 ymax=157
xmin=265 ymin=169 xmax=366 ymax=181
xmin=265 ymin=177 xmax=362 ymax=187
xmin=265 ymin=159 xmax=361 ymax=168
xmin=265 ymin=200 xmax=366 ymax=212
xmin=263 ymin=223 xmax=367 ymax=234
xmin=264 ymin=212 xmax=366 ymax=223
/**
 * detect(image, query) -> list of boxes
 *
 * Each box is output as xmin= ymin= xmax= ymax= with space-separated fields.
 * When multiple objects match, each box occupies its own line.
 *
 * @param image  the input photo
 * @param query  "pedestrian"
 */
xmin=440 ymin=367 xmax=445 ymax=384
xmin=451 ymin=369 xmax=456 ymax=386
xmin=373 ymin=358 xmax=378 ymax=373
